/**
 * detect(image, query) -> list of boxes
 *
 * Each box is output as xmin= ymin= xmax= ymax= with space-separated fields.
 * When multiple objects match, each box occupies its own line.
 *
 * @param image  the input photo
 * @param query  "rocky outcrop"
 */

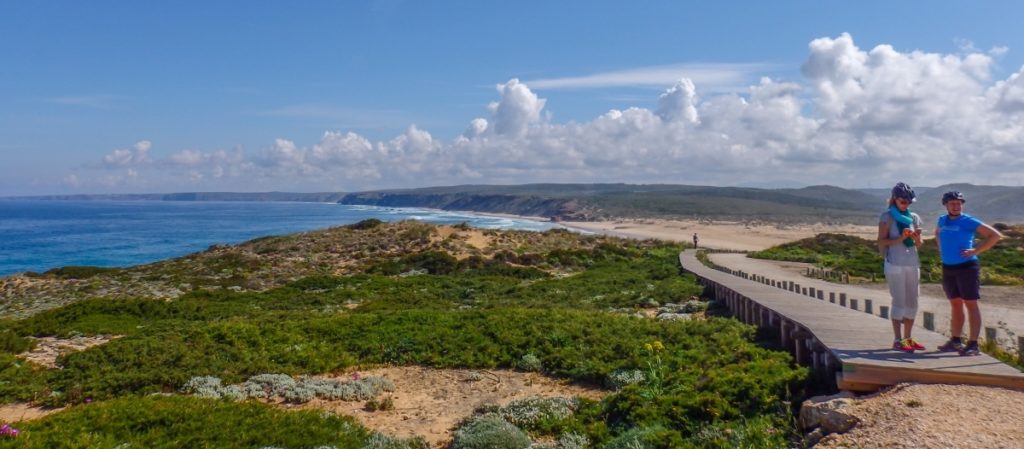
xmin=799 ymin=391 xmax=859 ymax=446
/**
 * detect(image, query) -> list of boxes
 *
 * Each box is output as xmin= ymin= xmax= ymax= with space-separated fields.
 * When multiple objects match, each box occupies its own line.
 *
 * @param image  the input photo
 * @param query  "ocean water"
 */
xmin=0 ymin=200 xmax=563 ymax=277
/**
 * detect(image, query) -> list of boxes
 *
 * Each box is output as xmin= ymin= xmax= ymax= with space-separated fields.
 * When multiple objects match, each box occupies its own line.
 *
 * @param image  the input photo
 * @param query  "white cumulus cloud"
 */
xmin=102 ymin=141 xmax=152 ymax=167
xmin=73 ymin=33 xmax=1024 ymax=192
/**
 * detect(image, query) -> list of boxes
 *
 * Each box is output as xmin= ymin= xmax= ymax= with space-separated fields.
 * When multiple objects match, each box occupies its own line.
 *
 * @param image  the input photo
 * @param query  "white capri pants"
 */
xmin=885 ymin=262 xmax=920 ymax=320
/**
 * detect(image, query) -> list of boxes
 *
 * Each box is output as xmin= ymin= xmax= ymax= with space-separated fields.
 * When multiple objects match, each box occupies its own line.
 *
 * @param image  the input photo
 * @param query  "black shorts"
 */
xmin=942 ymin=261 xmax=981 ymax=300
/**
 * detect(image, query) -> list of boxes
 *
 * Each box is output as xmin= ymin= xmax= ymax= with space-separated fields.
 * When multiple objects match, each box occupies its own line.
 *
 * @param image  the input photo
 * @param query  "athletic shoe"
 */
xmin=893 ymin=339 xmax=915 ymax=353
xmin=937 ymin=338 xmax=964 ymax=352
xmin=959 ymin=342 xmax=981 ymax=356
xmin=906 ymin=338 xmax=926 ymax=351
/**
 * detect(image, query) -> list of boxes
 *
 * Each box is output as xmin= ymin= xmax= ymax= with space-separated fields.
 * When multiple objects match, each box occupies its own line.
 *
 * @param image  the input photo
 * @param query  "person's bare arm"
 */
xmin=877 ymin=221 xmax=891 ymax=252
xmin=962 ymin=224 xmax=1003 ymax=258
xmin=877 ymin=220 xmax=913 ymax=250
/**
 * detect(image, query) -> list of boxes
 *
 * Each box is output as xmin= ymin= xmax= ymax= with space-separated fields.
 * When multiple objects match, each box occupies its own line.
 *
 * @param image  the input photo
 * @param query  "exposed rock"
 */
xmin=799 ymin=391 xmax=859 ymax=433
xmin=804 ymin=428 xmax=827 ymax=447
xmin=656 ymin=312 xmax=692 ymax=321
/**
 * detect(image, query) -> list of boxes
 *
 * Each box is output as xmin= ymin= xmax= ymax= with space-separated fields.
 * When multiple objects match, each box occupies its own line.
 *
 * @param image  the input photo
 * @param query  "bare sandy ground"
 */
xmin=562 ymin=219 xmax=878 ymax=251
xmin=816 ymin=383 xmax=1024 ymax=449
xmin=19 ymin=335 xmax=121 ymax=369
xmin=0 ymin=366 xmax=603 ymax=448
xmin=290 ymin=367 xmax=604 ymax=447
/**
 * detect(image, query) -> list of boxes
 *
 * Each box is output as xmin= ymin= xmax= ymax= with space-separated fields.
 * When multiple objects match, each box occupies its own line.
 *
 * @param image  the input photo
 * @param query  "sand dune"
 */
xmin=562 ymin=219 xmax=878 ymax=251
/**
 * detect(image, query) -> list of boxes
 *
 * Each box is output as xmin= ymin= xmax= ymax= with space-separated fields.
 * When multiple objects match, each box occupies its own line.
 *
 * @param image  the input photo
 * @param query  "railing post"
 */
xmin=809 ymin=287 xmax=816 ymax=298
xmin=837 ymin=293 xmax=844 ymax=305
xmin=829 ymin=292 xmax=835 ymax=302
xmin=816 ymin=290 xmax=824 ymax=300
xmin=850 ymin=299 xmax=858 ymax=311
xmin=864 ymin=299 xmax=873 ymax=315
xmin=1018 ymin=336 xmax=1024 ymax=364
xmin=923 ymin=312 xmax=935 ymax=331
xmin=880 ymin=305 xmax=889 ymax=319
xmin=794 ymin=336 xmax=805 ymax=365
xmin=985 ymin=327 xmax=997 ymax=343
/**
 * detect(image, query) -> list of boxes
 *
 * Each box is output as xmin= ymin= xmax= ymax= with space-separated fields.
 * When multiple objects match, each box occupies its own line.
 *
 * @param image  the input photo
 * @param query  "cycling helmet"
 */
xmin=890 ymin=182 xmax=916 ymax=203
xmin=941 ymin=191 xmax=966 ymax=205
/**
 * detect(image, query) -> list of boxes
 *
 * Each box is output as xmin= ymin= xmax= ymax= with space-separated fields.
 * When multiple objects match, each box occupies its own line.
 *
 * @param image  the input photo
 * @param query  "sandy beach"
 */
xmin=562 ymin=218 xmax=878 ymax=251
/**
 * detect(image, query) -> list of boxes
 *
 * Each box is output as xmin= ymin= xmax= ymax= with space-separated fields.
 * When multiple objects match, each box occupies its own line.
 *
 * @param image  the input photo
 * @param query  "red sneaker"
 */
xmin=893 ymin=339 xmax=915 ymax=352
xmin=906 ymin=338 xmax=926 ymax=351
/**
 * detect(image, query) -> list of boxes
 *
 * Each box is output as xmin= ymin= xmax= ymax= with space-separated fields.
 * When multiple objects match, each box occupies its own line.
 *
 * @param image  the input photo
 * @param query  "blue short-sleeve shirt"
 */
xmin=936 ymin=213 xmax=982 ymax=265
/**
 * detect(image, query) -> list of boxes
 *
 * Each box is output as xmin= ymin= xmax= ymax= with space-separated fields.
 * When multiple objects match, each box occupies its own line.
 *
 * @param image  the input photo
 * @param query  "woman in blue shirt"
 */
xmin=934 ymin=191 xmax=1003 ymax=356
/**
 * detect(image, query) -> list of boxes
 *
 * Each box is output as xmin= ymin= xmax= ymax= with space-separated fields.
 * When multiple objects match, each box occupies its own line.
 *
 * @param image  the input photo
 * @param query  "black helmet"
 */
xmin=891 ymin=182 xmax=916 ymax=203
xmin=941 ymin=191 xmax=966 ymax=205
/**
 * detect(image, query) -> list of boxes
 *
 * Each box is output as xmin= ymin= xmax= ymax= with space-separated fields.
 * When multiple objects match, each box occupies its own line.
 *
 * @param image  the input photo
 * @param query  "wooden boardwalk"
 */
xmin=679 ymin=250 xmax=1024 ymax=392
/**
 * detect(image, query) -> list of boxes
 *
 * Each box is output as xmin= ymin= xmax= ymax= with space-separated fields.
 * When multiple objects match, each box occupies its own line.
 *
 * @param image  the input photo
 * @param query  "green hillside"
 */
xmin=0 ymin=222 xmax=806 ymax=448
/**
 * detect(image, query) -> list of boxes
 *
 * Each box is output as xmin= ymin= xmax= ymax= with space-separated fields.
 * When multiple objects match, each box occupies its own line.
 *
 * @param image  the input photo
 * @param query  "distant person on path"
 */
xmin=692 ymin=233 xmax=699 ymax=249
xmin=878 ymin=182 xmax=925 ymax=353
xmin=935 ymin=191 xmax=1003 ymax=356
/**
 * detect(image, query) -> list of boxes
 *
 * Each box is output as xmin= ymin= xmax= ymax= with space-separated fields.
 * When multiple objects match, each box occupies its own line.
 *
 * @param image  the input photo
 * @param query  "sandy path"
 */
xmin=707 ymin=253 xmax=1024 ymax=348
xmin=562 ymin=219 xmax=877 ymax=251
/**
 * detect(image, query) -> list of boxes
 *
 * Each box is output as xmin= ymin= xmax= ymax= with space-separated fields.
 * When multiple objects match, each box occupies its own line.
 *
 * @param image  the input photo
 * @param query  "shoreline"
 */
xmin=447 ymin=209 xmax=879 ymax=252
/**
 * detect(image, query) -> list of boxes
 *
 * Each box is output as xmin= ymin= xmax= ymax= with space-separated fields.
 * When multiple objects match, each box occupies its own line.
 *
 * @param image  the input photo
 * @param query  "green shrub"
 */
xmin=0 ymin=395 xmax=368 ymax=449
xmin=689 ymin=415 xmax=794 ymax=448
xmin=368 ymin=251 xmax=460 ymax=276
xmin=0 ymin=353 xmax=50 ymax=402
xmin=487 ymin=396 xmax=578 ymax=430
xmin=363 ymin=432 xmax=428 ymax=449
xmin=364 ymin=396 xmax=395 ymax=412
xmin=43 ymin=265 xmax=119 ymax=279
xmin=603 ymin=426 xmax=665 ymax=449
xmin=0 ymin=324 xmax=32 ymax=354
xmin=181 ymin=374 xmax=394 ymax=403
xmin=517 ymin=353 xmax=543 ymax=372
xmin=347 ymin=218 xmax=384 ymax=230
xmin=556 ymin=432 xmax=589 ymax=449
xmin=450 ymin=414 xmax=531 ymax=449
xmin=606 ymin=369 xmax=645 ymax=389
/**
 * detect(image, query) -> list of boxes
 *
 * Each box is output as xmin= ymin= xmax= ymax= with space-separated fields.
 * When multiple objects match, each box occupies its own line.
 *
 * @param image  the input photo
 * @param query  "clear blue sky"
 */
xmin=2 ymin=1 xmax=1023 ymax=195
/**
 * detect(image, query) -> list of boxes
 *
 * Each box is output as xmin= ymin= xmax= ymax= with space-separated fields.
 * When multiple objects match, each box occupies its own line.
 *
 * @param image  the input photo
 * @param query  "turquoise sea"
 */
xmin=0 ymin=200 xmax=563 ymax=277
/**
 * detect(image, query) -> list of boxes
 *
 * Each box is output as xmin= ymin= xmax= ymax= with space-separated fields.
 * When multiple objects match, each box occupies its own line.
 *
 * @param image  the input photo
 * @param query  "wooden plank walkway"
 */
xmin=679 ymin=250 xmax=1024 ymax=392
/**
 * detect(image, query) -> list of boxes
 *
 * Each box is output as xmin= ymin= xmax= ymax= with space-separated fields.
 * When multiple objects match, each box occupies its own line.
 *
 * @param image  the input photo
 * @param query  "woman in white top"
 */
xmin=877 ymin=182 xmax=924 ymax=352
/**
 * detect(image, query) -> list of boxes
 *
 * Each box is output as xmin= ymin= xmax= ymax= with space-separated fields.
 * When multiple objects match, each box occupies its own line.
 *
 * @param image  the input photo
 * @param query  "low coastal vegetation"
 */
xmin=0 ymin=221 xmax=806 ymax=448
xmin=750 ymin=224 xmax=1024 ymax=285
